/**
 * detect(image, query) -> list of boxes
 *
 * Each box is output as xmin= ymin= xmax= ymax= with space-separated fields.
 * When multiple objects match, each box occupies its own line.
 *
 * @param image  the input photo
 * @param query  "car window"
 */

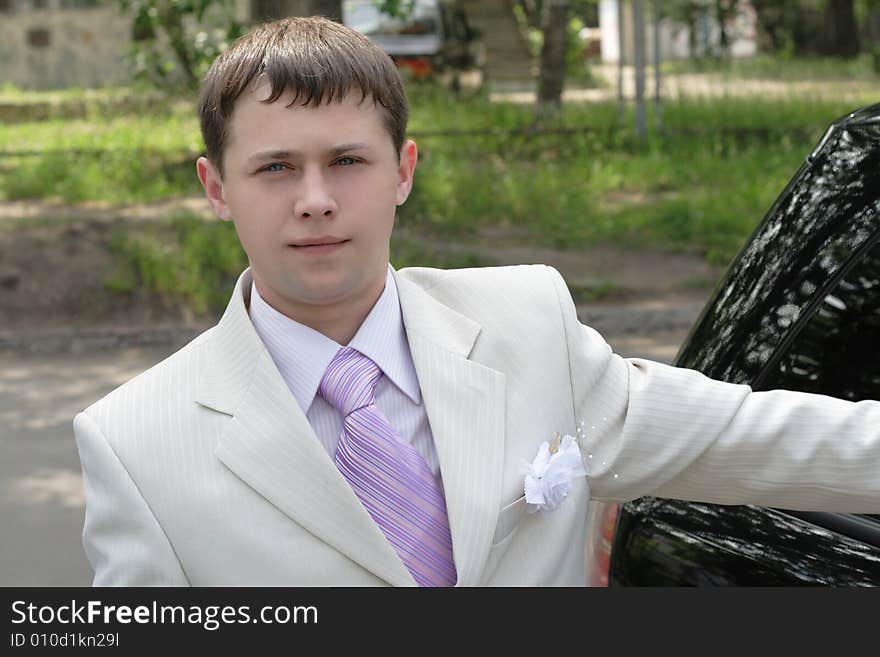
xmin=757 ymin=239 xmax=880 ymax=401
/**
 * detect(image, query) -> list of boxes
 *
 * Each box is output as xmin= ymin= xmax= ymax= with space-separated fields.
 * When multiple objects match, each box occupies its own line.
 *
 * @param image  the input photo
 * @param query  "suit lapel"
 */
xmin=395 ymin=272 xmax=507 ymax=587
xmin=195 ymin=268 xmax=508 ymax=587
xmin=196 ymin=269 xmax=415 ymax=587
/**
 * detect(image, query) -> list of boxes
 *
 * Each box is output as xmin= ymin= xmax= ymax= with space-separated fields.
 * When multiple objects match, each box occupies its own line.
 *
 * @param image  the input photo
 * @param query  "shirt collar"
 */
xmin=248 ymin=266 xmax=422 ymax=414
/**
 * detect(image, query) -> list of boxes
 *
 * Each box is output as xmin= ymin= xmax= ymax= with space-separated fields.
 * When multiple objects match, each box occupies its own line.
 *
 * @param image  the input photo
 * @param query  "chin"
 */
xmin=288 ymin=274 xmax=359 ymax=307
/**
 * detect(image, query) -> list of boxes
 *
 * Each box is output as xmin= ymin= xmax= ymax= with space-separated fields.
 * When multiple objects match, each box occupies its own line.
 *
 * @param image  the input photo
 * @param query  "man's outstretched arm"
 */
xmin=544 ymin=265 xmax=880 ymax=512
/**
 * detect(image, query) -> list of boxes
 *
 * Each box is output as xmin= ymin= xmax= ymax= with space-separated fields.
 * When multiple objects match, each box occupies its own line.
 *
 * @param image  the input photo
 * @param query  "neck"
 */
xmin=252 ymin=270 xmax=387 ymax=345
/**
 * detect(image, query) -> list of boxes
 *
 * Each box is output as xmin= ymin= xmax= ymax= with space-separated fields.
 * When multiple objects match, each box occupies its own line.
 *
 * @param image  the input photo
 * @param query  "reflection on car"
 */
xmin=582 ymin=102 xmax=880 ymax=586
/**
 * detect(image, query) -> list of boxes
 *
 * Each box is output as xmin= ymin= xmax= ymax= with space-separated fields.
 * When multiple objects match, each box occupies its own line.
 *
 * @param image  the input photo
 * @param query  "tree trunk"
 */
xmin=715 ymin=0 xmax=729 ymax=55
xmin=824 ymin=0 xmax=860 ymax=58
xmin=536 ymin=0 xmax=569 ymax=121
xmin=251 ymin=0 xmax=288 ymax=22
xmin=310 ymin=0 xmax=343 ymax=21
xmin=751 ymin=0 xmax=786 ymax=52
xmin=517 ymin=0 xmax=544 ymax=31
xmin=685 ymin=6 xmax=698 ymax=58
xmin=867 ymin=2 xmax=880 ymax=72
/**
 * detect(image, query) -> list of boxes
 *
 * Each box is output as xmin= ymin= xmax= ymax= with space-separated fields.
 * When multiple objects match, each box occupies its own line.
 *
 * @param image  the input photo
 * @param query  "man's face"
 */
xmin=197 ymin=87 xmax=416 ymax=316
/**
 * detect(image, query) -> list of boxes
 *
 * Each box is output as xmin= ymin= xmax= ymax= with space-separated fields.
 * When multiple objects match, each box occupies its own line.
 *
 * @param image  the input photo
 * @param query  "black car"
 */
xmin=583 ymin=102 xmax=880 ymax=586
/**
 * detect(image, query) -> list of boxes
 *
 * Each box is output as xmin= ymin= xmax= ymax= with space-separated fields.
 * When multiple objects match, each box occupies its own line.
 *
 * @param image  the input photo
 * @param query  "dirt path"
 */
xmin=0 ymin=196 xmax=722 ymax=352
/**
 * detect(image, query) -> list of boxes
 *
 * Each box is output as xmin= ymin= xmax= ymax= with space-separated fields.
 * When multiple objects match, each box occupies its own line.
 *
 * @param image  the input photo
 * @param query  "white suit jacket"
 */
xmin=74 ymin=265 xmax=880 ymax=586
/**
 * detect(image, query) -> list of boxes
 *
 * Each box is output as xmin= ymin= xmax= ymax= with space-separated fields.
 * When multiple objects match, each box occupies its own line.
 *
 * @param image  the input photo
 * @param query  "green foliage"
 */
xmin=514 ymin=1 xmax=599 ymax=29
xmin=400 ymin=89 xmax=866 ymax=263
xmin=522 ymin=13 xmax=599 ymax=80
xmin=118 ymin=0 xmax=243 ymax=90
xmin=106 ymin=214 xmax=247 ymax=313
xmin=751 ymin=0 xmax=872 ymax=57
xmin=374 ymin=0 xmax=416 ymax=18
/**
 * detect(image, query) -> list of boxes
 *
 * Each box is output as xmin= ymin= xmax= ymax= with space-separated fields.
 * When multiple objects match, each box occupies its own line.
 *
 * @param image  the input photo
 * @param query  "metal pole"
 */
xmin=632 ymin=0 xmax=646 ymax=141
xmin=653 ymin=0 xmax=662 ymax=132
xmin=617 ymin=0 xmax=626 ymax=122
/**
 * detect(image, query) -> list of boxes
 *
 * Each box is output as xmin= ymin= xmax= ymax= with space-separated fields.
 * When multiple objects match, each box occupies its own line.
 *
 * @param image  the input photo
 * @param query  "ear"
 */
xmin=196 ymin=156 xmax=232 ymax=221
xmin=395 ymin=139 xmax=418 ymax=206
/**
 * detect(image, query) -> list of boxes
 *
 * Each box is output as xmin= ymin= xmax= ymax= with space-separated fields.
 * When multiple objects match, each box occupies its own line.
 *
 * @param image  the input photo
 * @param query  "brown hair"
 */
xmin=198 ymin=16 xmax=409 ymax=176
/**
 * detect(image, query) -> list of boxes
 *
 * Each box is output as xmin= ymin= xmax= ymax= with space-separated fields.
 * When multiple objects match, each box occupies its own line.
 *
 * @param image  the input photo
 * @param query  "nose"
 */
xmin=294 ymin=168 xmax=338 ymax=219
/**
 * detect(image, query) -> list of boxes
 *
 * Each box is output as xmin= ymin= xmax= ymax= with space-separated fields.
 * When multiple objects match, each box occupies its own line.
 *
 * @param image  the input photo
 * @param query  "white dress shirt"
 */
xmin=247 ymin=267 xmax=442 ymax=476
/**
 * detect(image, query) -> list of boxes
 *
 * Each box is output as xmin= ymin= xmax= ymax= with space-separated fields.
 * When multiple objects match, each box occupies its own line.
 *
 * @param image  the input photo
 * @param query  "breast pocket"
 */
xmin=491 ymin=494 xmax=528 ymax=546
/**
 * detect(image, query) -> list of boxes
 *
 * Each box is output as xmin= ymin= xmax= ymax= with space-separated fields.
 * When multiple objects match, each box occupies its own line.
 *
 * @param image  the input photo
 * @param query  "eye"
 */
xmin=334 ymin=157 xmax=358 ymax=166
xmin=261 ymin=163 xmax=287 ymax=173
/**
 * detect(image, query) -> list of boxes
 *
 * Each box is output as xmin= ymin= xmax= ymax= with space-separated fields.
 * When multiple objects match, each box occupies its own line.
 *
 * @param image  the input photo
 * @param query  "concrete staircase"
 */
xmin=465 ymin=0 xmax=536 ymax=91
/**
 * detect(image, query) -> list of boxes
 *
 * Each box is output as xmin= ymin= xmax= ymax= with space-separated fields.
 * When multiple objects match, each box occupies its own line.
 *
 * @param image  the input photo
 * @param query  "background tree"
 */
xmin=123 ymin=0 xmax=243 ymax=90
xmin=714 ymin=0 xmax=739 ymax=55
xmin=661 ymin=0 xmax=739 ymax=59
xmin=516 ymin=1 xmax=598 ymax=120
xmin=123 ymin=0 xmax=409 ymax=90
xmin=309 ymin=0 xmax=342 ymax=20
xmin=751 ymin=0 xmax=793 ymax=51
xmin=865 ymin=0 xmax=880 ymax=70
xmin=250 ymin=0 xmax=286 ymax=21
xmin=514 ymin=0 xmax=597 ymax=29
xmin=663 ymin=0 xmax=707 ymax=58
xmin=824 ymin=0 xmax=860 ymax=57
xmin=536 ymin=0 xmax=571 ymax=120
xmin=751 ymin=0 xmax=866 ymax=58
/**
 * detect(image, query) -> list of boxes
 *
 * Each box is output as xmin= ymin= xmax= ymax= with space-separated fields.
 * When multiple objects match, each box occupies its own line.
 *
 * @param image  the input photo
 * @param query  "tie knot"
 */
xmin=319 ymin=347 xmax=382 ymax=416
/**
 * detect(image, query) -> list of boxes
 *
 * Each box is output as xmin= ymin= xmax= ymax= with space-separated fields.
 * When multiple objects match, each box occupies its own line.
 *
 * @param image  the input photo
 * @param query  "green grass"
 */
xmin=5 ymin=82 xmax=877 ymax=309
xmin=660 ymin=53 xmax=880 ymax=80
xmin=401 ymin=95 xmax=846 ymax=264
xmin=0 ymin=83 xmax=193 ymax=123
xmin=105 ymin=214 xmax=247 ymax=314
xmin=0 ymin=107 xmax=203 ymax=203
xmin=0 ymin=82 xmax=152 ymax=102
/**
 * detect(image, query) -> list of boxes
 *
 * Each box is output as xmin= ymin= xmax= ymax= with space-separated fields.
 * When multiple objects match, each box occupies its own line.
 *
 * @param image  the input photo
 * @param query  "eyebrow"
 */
xmin=246 ymin=143 xmax=370 ymax=164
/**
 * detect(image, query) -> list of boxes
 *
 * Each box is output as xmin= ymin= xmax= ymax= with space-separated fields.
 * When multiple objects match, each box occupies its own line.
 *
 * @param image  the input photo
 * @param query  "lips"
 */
xmin=290 ymin=236 xmax=349 ymax=248
xmin=288 ymin=237 xmax=350 ymax=255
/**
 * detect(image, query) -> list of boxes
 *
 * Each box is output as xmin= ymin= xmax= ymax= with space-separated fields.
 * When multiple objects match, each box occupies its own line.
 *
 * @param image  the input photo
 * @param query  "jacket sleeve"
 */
xmin=545 ymin=265 xmax=880 ymax=513
xmin=74 ymin=411 xmax=189 ymax=586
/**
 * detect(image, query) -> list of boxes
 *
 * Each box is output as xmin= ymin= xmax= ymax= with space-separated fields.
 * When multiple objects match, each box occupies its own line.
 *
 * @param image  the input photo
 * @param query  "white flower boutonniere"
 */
xmin=521 ymin=431 xmax=588 ymax=513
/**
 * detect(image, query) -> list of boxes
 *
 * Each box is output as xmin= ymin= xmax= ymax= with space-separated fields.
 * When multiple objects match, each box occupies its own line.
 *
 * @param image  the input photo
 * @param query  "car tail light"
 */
xmin=395 ymin=57 xmax=434 ymax=78
xmin=584 ymin=502 xmax=620 ymax=586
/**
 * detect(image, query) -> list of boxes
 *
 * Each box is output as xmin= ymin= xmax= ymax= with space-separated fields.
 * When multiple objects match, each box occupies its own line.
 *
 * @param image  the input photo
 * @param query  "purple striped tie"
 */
xmin=319 ymin=347 xmax=457 ymax=587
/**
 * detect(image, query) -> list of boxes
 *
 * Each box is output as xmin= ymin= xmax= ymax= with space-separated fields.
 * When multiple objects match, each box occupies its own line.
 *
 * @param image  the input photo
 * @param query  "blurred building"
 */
xmin=0 ymin=0 xmax=253 ymax=89
xmin=1 ymin=0 xmax=131 ymax=89
xmin=599 ymin=0 xmax=758 ymax=64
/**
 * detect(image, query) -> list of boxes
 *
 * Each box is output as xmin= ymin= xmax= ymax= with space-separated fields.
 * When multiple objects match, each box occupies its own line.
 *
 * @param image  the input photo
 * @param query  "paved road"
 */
xmin=0 ymin=326 xmax=689 ymax=586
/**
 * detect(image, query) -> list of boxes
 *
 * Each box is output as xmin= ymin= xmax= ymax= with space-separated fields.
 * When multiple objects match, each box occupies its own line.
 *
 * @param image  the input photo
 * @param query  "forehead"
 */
xmin=225 ymin=87 xmax=391 ymax=156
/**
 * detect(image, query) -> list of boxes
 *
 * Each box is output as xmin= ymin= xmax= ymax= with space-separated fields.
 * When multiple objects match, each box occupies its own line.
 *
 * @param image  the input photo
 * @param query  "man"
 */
xmin=74 ymin=17 xmax=880 ymax=586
